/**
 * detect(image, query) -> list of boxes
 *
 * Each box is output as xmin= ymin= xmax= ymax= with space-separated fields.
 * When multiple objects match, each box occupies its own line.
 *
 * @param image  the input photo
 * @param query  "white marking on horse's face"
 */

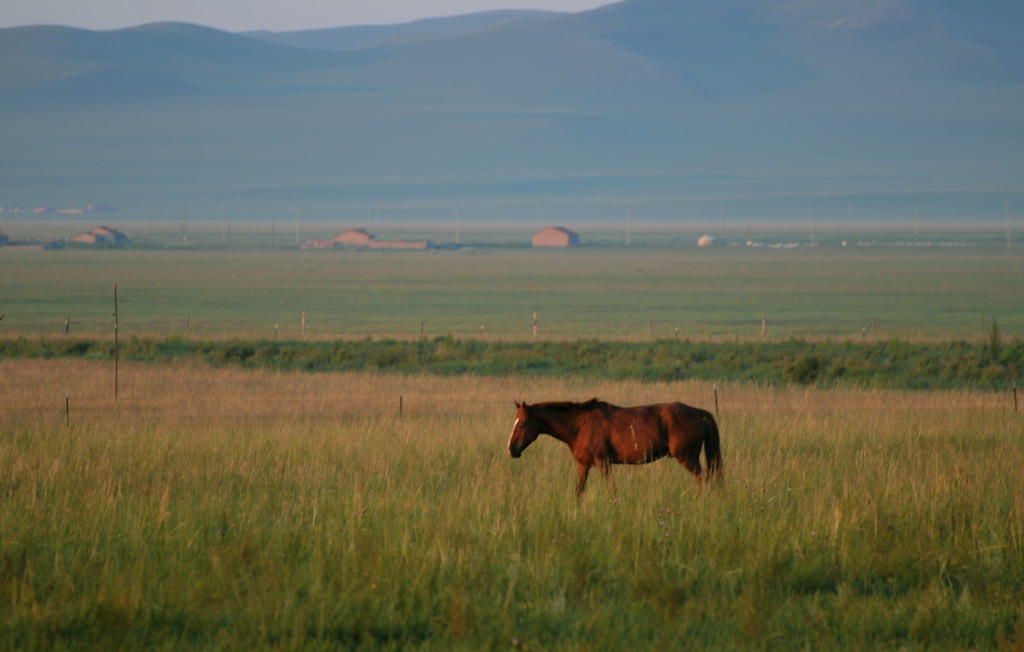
xmin=507 ymin=417 xmax=521 ymax=455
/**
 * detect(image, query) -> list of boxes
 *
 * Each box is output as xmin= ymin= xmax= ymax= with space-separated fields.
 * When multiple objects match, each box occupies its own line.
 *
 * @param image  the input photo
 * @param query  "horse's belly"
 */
xmin=614 ymin=444 xmax=668 ymax=465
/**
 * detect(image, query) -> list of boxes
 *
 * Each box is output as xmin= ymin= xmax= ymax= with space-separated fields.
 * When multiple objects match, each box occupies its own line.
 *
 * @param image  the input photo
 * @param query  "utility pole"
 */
xmin=1007 ymin=203 xmax=1014 ymax=252
xmin=809 ymin=204 xmax=816 ymax=247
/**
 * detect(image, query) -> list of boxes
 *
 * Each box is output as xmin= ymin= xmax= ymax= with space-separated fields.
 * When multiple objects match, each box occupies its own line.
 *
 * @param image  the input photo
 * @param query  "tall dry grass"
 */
xmin=1 ymin=359 xmax=1022 ymax=649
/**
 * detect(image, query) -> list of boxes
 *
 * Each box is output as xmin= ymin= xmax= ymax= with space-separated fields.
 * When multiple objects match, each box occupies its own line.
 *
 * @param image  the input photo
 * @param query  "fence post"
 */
xmin=713 ymin=383 xmax=720 ymax=418
xmin=113 ymin=283 xmax=119 ymax=399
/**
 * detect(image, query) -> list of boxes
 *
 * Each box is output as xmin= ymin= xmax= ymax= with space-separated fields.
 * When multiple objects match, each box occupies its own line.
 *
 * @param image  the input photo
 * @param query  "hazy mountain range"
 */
xmin=1 ymin=0 xmax=1021 ymax=222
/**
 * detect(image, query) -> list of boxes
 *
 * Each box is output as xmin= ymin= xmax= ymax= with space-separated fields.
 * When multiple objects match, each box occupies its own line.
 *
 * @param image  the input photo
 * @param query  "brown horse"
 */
xmin=507 ymin=398 xmax=722 ymax=496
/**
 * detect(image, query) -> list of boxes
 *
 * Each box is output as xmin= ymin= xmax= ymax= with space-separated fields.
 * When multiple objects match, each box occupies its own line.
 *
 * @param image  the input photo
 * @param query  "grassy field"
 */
xmin=2 ymin=359 xmax=1022 ymax=649
xmin=1 ymin=232 xmax=1022 ymax=341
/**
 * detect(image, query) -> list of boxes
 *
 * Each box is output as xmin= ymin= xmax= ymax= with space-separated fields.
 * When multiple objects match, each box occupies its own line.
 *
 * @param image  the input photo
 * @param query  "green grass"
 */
xmin=1 ymin=335 xmax=1021 ymax=391
xmin=1 ymin=361 xmax=1022 ymax=649
xmin=1 ymin=239 xmax=1022 ymax=341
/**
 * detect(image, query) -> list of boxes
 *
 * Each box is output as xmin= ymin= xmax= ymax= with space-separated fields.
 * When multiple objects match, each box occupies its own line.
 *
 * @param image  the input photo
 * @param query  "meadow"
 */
xmin=1 ymin=225 xmax=1022 ymax=342
xmin=2 ymin=229 xmax=1023 ymax=648
xmin=1 ymin=359 xmax=1022 ymax=649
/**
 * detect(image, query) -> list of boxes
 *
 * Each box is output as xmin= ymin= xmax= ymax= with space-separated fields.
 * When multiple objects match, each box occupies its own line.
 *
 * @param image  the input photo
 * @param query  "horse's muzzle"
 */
xmin=508 ymin=446 xmax=522 ymax=458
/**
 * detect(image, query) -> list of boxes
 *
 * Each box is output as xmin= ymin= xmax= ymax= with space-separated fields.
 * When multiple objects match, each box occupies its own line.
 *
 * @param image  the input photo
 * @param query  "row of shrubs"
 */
xmin=2 ymin=335 xmax=1021 ymax=391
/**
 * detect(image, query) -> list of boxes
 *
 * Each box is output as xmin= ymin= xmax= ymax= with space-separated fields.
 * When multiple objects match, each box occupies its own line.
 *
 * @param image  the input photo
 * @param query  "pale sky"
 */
xmin=0 ymin=0 xmax=613 ymax=32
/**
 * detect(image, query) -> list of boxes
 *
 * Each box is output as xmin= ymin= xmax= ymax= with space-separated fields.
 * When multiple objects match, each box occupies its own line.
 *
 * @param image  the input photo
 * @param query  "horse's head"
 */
xmin=507 ymin=401 xmax=540 ymax=458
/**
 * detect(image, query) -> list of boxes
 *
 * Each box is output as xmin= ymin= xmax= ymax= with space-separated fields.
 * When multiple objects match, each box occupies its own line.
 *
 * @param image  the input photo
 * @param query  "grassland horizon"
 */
xmin=2 ymin=239 xmax=1022 ymax=341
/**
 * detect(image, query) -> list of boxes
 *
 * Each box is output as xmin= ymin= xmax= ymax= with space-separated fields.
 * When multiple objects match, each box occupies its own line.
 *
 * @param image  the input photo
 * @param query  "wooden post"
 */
xmin=760 ymin=314 xmax=767 ymax=339
xmin=64 ymin=318 xmax=70 ymax=335
xmin=113 ymin=283 xmax=119 ymax=399
xmin=301 ymin=311 xmax=306 ymax=337
xmin=274 ymin=324 xmax=279 ymax=340
xmin=399 ymin=394 xmax=404 ymax=418
xmin=532 ymin=311 xmax=538 ymax=339
xmin=713 ymin=383 xmax=720 ymax=418
xmin=420 ymin=320 xmax=425 ymax=339
xmin=65 ymin=392 xmax=70 ymax=428
xmin=1014 ymin=382 xmax=1018 ymax=413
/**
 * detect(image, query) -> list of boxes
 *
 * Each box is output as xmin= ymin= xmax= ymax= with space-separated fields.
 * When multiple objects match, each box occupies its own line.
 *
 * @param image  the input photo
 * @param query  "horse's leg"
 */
xmin=598 ymin=460 xmax=616 ymax=495
xmin=575 ymin=463 xmax=591 ymax=497
xmin=671 ymin=440 xmax=704 ymax=491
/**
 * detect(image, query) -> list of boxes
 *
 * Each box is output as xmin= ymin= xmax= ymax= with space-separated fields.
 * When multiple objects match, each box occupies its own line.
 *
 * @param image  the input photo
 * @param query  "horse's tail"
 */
xmin=702 ymin=411 xmax=723 ymax=482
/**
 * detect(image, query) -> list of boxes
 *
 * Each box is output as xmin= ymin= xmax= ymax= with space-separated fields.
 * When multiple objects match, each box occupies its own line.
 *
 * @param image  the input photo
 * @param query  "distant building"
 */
xmin=697 ymin=234 xmax=718 ymax=247
xmin=333 ymin=228 xmax=375 ymax=246
xmin=532 ymin=226 xmax=579 ymax=248
xmin=302 ymin=228 xmax=433 ymax=250
xmin=70 ymin=226 xmax=129 ymax=245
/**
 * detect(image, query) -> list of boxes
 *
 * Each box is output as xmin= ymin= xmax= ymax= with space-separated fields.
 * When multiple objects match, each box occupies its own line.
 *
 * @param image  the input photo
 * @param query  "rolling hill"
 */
xmin=243 ymin=10 xmax=562 ymax=51
xmin=0 ymin=0 xmax=1021 ymax=222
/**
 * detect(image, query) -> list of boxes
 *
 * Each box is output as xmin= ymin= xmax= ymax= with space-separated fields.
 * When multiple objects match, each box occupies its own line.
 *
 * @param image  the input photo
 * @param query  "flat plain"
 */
xmin=2 ymin=227 xmax=1023 ymax=649
xmin=1 ymin=226 xmax=1022 ymax=341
